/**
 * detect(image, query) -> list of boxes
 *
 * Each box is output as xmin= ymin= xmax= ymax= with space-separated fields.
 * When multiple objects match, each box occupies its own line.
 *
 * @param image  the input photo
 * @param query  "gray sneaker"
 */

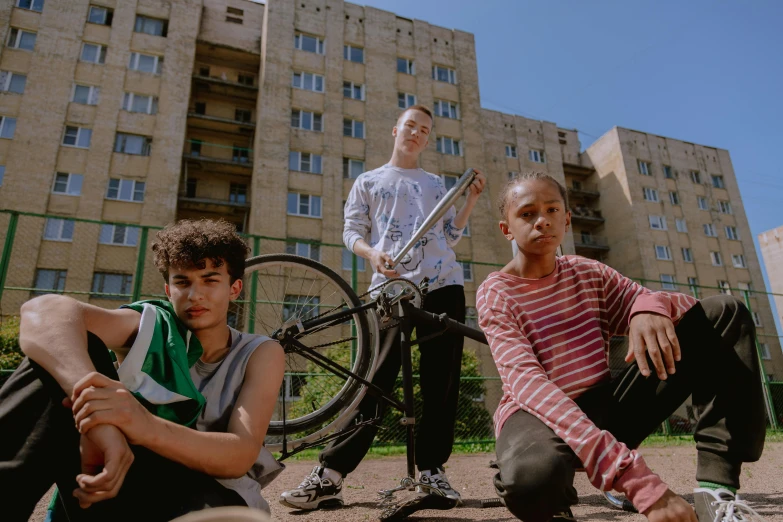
xmin=693 ymin=488 xmax=764 ymax=522
xmin=417 ymin=467 xmax=462 ymax=505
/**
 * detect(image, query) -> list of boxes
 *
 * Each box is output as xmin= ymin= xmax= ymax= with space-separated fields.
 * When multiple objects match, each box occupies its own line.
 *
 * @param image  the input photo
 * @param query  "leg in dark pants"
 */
xmin=0 ymin=334 xmax=245 ymax=522
xmin=320 ymin=285 xmax=466 ymax=476
xmin=493 ymin=295 xmax=766 ymax=521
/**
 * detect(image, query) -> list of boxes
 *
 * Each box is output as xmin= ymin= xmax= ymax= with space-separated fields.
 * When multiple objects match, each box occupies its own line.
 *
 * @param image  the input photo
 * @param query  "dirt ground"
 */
xmin=31 ymin=444 xmax=783 ymax=521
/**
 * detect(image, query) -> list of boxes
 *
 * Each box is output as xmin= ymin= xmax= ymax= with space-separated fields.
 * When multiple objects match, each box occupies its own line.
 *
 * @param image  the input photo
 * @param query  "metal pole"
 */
xmin=398 ymin=301 xmax=416 ymax=479
xmin=741 ymin=290 xmax=779 ymax=430
xmin=131 ymin=226 xmax=149 ymax=303
xmin=248 ymin=236 xmax=260 ymax=334
xmin=0 ymin=211 xmax=19 ymax=304
xmin=388 ymin=168 xmax=476 ymax=269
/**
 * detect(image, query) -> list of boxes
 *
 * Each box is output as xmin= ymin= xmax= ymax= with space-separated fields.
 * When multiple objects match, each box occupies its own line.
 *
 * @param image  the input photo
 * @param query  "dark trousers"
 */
xmin=0 ymin=333 xmax=245 ymax=522
xmin=320 ymin=284 xmax=466 ymax=475
xmin=493 ymin=295 xmax=766 ymax=522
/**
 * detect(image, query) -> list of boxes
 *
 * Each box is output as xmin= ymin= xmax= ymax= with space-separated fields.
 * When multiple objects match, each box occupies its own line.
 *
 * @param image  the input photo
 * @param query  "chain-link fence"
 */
xmin=1 ymin=209 xmax=781 ymax=450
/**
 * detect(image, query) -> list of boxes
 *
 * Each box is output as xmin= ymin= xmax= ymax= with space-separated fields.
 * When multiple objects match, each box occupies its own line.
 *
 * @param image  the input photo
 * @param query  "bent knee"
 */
xmin=496 ymin=450 xmax=575 ymax=502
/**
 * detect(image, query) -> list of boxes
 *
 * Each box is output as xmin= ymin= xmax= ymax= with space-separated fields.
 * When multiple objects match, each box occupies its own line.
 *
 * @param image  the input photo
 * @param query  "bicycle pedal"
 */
xmin=378 ymin=494 xmax=458 ymax=522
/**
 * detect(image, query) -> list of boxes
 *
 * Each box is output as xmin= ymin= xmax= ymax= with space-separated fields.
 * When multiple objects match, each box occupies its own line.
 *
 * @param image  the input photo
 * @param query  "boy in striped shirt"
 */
xmin=477 ymin=172 xmax=766 ymax=522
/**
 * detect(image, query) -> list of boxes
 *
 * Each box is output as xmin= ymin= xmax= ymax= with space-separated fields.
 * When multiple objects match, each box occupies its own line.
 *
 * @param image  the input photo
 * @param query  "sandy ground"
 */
xmin=31 ymin=444 xmax=783 ymax=521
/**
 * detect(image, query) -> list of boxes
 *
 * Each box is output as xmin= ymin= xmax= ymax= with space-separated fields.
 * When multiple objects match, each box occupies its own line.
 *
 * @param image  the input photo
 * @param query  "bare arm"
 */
xmin=451 ymin=169 xmax=486 ymax=230
xmin=352 ymin=238 xmax=398 ymax=278
xmin=20 ymin=294 xmax=140 ymax=396
xmin=73 ymin=339 xmax=286 ymax=478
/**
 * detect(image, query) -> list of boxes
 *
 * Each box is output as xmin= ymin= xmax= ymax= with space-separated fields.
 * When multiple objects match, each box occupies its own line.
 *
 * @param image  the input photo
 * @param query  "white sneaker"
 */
xmin=279 ymin=466 xmax=344 ymax=510
xmin=693 ymin=488 xmax=764 ymax=522
xmin=417 ymin=467 xmax=462 ymax=505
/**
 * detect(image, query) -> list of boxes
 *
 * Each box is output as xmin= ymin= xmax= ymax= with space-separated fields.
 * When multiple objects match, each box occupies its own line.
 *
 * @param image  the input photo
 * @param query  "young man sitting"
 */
xmin=0 ymin=219 xmax=285 ymax=522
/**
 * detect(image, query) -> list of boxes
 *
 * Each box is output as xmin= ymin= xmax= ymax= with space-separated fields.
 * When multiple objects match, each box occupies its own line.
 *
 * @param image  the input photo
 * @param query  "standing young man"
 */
xmin=280 ymin=105 xmax=486 ymax=511
xmin=0 ymin=219 xmax=285 ymax=521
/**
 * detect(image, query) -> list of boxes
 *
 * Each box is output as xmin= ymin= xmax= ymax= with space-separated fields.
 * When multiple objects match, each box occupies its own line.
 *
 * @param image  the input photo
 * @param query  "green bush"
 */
xmin=0 ymin=316 xmax=22 ymax=370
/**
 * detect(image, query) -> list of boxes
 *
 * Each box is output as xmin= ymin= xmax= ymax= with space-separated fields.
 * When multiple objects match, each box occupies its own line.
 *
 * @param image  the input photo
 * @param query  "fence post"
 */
xmin=351 ymin=252 xmax=358 ymax=364
xmin=131 ymin=226 xmax=149 ymax=303
xmin=248 ymin=236 xmax=260 ymax=334
xmin=0 ymin=211 xmax=19 ymax=305
xmin=741 ymin=290 xmax=779 ymax=430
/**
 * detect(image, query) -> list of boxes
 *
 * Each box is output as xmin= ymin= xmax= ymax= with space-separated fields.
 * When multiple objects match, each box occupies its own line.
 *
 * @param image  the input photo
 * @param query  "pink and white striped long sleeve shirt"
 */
xmin=477 ymin=255 xmax=698 ymax=513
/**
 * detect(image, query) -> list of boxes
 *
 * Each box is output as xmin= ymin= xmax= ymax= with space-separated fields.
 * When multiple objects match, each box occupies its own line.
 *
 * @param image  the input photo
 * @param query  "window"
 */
xmin=226 ymin=15 xmax=242 ymax=24
xmin=643 ymin=187 xmax=659 ymax=202
xmin=286 ymin=242 xmax=320 ymax=261
xmin=234 ymin=108 xmax=252 ymax=123
xmin=72 ymin=84 xmax=99 ymax=105
xmin=291 ymin=71 xmax=324 ymax=93
xmin=433 ymin=100 xmax=459 ymax=119
xmin=697 ymin=196 xmax=709 ymax=210
xmin=282 ymin=374 xmax=305 ymax=402
xmin=725 ymin=226 xmax=739 ymax=240
xmin=291 ymin=110 xmax=322 ymax=132
xmin=134 ymin=15 xmax=167 ymax=37
xmin=398 ymin=92 xmax=416 ymax=109
xmin=114 ymin=133 xmax=151 ymax=155
xmin=87 ymin=5 xmax=112 ymax=25
xmin=62 ymin=126 xmax=92 ymax=148
xmin=732 ymin=254 xmax=747 ymax=268
xmin=638 ymin=160 xmax=651 ymax=176
xmin=0 ymin=116 xmax=16 ymax=139
xmin=91 ymin=272 xmax=133 ymax=299
xmin=688 ymin=277 xmax=699 ymax=296
xmin=663 ymin=165 xmax=674 ymax=179
xmin=16 ymin=0 xmax=44 ymax=12
xmin=682 ymin=247 xmax=693 ymax=263
xmin=703 ymin=223 xmax=717 ymax=237
xmin=99 ymin=224 xmax=139 ymax=246
xmin=289 ymin=151 xmax=322 ymax=174
xmin=287 ymin=193 xmax=322 ymax=218
xmin=719 ymin=200 xmax=732 ymax=214
xmin=397 ymin=57 xmax=414 ymax=74
xmin=237 ymin=74 xmax=254 ymax=86
xmin=711 ymin=175 xmax=725 ymax=189
xmin=343 ymin=81 xmax=364 ymax=100
xmin=436 ymin=137 xmax=461 ymax=156
xmin=43 ymin=218 xmax=74 ymax=242
xmin=649 ymin=215 xmax=667 ymax=230
xmin=655 ymin=245 xmax=672 ymax=260
xmin=505 ymin=145 xmax=517 ymax=158
xmin=129 ymin=52 xmax=163 ymax=74
xmin=660 ymin=274 xmax=676 ymax=291
xmin=34 ymin=269 xmax=66 ymax=295
xmin=185 ymin=177 xmax=197 ymax=198
xmin=7 ymin=28 xmax=36 ymax=51
xmin=343 ymin=158 xmax=364 ymax=179
xmin=460 ymin=261 xmax=473 ymax=282
xmin=442 ymin=174 xmax=458 ymax=190
xmin=80 ymin=43 xmax=106 ymax=64
xmin=294 ymin=33 xmax=325 ymax=54
xmin=432 ymin=65 xmax=456 ymax=84
xmin=232 ymin=146 xmax=249 ymax=163
xmin=343 ymin=44 xmax=364 ymax=63
xmin=342 ymin=248 xmax=366 ymax=271
xmin=343 ymin=118 xmax=364 ymax=138
xmin=759 ymin=344 xmax=771 ymax=360
xmin=711 ymin=251 xmax=723 ymax=266
xmin=529 ymin=149 xmax=546 ymax=163
xmin=227 ymin=183 xmax=247 ymax=204
xmin=737 ymin=282 xmax=751 ymax=295
xmin=752 ymin=312 xmax=762 ymax=327
xmin=194 ymin=102 xmax=206 ymax=115
xmin=122 ymin=92 xmax=158 ymax=114
xmin=0 ymin=71 xmax=26 ymax=94
xmin=0 ymin=165 xmax=4 ymax=186
xmin=690 ymin=170 xmax=701 ymax=184
xmin=675 ymin=219 xmax=688 ymax=233
xmin=106 ymin=178 xmax=145 ymax=202
xmin=465 ymin=307 xmax=478 ymax=329
xmin=669 ymin=191 xmax=680 ymax=205
xmin=718 ymin=280 xmax=730 ymax=294
xmin=52 ymin=173 xmax=83 ymax=195
xmin=508 ymin=171 xmax=519 ymax=180
xmin=282 ymin=294 xmax=320 ymax=322
xmin=463 ymin=221 xmax=471 ymax=237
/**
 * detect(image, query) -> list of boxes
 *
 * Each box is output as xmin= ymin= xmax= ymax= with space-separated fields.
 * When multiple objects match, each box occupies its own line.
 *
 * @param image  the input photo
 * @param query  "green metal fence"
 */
xmin=1 ymin=209 xmax=781 ymax=449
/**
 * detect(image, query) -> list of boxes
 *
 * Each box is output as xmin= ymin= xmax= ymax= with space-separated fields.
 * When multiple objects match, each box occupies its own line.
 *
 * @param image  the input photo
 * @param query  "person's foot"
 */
xmin=417 ymin=467 xmax=462 ymax=505
xmin=279 ymin=466 xmax=344 ymax=510
xmin=693 ymin=488 xmax=764 ymax=522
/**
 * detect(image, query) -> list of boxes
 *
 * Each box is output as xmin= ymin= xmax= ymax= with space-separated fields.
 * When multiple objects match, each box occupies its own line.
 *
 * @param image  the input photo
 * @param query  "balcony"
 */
xmin=570 ymin=206 xmax=605 ymax=227
xmin=183 ymin=140 xmax=252 ymax=174
xmin=177 ymin=194 xmax=250 ymax=215
xmin=563 ymin=162 xmax=596 ymax=178
xmin=187 ymin=111 xmax=255 ymax=135
xmin=567 ymin=183 xmax=600 ymax=200
xmin=574 ymin=234 xmax=610 ymax=251
xmin=192 ymin=74 xmax=258 ymax=102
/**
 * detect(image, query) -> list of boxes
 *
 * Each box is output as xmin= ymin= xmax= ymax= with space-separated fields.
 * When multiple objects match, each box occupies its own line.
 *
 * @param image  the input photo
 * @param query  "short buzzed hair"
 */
xmin=397 ymin=104 xmax=434 ymax=126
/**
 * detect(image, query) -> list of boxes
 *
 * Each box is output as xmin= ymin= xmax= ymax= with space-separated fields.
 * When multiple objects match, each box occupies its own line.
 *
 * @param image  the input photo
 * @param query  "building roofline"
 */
xmin=611 ymin=125 xmax=729 ymax=152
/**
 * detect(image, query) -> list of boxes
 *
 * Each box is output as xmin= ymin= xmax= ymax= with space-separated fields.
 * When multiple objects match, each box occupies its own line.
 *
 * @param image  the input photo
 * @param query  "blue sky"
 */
xmin=358 ymin=0 xmax=783 ymax=331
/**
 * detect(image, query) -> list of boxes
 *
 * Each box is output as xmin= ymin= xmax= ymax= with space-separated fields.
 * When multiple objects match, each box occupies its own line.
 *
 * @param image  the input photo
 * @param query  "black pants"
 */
xmin=493 ymin=295 xmax=766 ymax=522
xmin=0 ymin=333 xmax=245 ymax=522
xmin=320 ymin=284 xmax=466 ymax=475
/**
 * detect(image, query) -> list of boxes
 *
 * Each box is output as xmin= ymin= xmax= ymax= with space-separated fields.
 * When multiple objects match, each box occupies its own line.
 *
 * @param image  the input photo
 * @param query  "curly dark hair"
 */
xmin=497 ymin=171 xmax=569 ymax=220
xmin=152 ymin=219 xmax=250 ymax=283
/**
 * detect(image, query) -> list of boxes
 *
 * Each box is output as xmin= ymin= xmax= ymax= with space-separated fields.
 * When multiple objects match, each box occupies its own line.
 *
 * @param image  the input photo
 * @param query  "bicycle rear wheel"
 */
xmin=244 ymin=254 xmax=377 ymax=445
